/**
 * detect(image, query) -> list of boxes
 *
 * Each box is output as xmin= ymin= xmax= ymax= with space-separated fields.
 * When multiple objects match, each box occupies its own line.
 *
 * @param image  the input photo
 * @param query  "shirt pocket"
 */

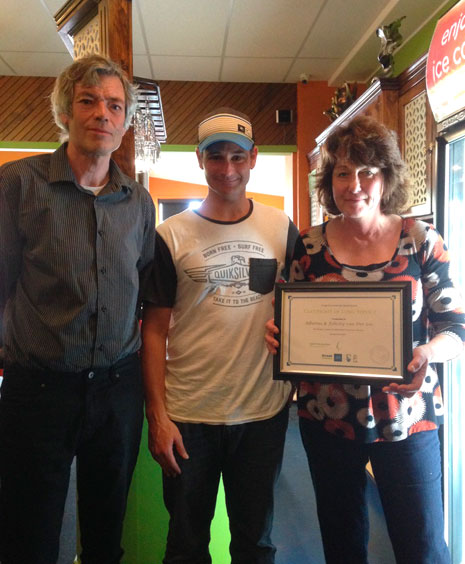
xmin=249 ymin=258 xmax=278 ymax=294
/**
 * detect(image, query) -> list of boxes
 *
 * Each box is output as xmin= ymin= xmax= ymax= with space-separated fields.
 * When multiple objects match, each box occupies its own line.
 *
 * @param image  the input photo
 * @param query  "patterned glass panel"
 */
xmin=74 ymin=16 xmax=100 ymax=59
xmin=404 ymin=92 xmax=429 ymax=210
xmin=309 ymin=170 xmax=323 ymax=226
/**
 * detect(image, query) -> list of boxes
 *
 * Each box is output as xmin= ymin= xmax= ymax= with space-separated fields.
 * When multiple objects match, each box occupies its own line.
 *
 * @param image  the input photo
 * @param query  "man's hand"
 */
xmin=142 ymin=305 xmax=188 ymax=477
xmin=147 ymin=415 xmax=189 ymax=477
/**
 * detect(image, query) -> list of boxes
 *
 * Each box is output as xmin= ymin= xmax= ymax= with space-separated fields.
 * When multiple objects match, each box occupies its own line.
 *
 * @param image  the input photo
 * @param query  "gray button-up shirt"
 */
xmin=0 ymin=144 xmax=155 ymax=371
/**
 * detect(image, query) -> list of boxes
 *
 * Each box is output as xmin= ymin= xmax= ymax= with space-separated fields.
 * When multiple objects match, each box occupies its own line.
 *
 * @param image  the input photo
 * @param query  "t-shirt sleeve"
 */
xmin=142 ymin=231 xmax=177 ymax=307
xmin=280 ymin=219 xmax=303 ymax=281
xmin=137 ymin=193 xmax=156 ymax=307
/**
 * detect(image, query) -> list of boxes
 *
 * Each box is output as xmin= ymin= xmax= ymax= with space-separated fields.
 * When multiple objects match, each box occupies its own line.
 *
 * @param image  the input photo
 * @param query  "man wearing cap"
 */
xmin=142 ymin=108 xmax=298 ymax=563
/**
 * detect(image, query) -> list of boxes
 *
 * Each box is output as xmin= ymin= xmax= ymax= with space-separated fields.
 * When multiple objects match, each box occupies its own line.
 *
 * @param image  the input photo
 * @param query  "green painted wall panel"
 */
xmin=394 ymin=0 xmax=459 ymax=76
xmin=122 ymin=420 xmax=231 ymax=563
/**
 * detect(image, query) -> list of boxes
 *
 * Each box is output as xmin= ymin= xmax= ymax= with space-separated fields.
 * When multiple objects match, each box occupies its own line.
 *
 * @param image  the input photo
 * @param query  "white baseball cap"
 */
xmin=198 ymin=111 xmax=254 ymax=152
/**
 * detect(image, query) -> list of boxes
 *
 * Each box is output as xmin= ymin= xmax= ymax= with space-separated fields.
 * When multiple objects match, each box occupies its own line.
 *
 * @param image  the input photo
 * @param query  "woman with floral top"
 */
xmin=266 ymin=116 xmax=465 ymax=564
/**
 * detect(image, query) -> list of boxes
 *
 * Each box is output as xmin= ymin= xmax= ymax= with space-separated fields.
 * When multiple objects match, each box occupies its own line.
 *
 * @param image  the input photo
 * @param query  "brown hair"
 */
xmin=316 ymin=115 xmax=410 ymax=215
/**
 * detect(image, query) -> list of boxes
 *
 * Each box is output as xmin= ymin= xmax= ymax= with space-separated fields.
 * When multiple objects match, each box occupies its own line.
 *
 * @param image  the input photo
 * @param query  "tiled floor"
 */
xmin=58 ymin=460 xmax=77 ymax=564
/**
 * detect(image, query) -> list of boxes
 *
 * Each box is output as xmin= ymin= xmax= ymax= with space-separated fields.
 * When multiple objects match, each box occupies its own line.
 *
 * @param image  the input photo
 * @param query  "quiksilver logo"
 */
xmin=186 ymin=255 xmax=248 ymax=288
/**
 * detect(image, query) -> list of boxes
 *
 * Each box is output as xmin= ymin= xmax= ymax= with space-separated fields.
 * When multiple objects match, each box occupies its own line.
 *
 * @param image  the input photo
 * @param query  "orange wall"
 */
xmin=295 ymin=81 xmax=335 ymax=231
xmin=149 ymin=177 xmax=208 ymax=202
xmin=149 ymin=177 xmax=285 ymax=224
xmin=0 ymin=149 xmax=51 ymax=166
xmin=294 ymin=81 xmax=367 ymax=230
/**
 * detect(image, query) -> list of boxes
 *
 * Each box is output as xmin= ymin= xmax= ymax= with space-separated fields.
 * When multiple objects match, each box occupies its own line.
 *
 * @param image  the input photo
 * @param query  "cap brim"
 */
xmin=198 ymin=132 xmax=253 ymax=152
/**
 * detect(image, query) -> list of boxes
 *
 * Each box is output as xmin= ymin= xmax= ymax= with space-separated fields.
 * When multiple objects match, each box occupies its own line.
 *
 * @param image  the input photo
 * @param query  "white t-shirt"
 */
xmin=146 ymin=200 xmax=298 ymax=424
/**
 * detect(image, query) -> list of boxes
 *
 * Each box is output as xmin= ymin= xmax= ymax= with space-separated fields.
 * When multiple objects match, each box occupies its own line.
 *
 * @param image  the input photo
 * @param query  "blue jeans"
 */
xmin=163 ymin=407 xmax=289 ymax=564
xmin=0 ymin=354 xmax=143 ymax=564
xmin=299 ymin=419 xmax=450 ymax=564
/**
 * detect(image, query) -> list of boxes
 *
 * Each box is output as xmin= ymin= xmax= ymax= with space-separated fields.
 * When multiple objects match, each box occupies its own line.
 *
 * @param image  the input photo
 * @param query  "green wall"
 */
xmin=122 ymin=420 xmax=231 ymax=563
xmin=393 ymin=0 xmax=460 ymax=76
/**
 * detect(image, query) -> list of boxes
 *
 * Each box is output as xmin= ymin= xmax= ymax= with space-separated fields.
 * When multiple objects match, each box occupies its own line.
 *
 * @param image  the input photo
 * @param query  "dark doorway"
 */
xmin=158 ymin=199 xmax=202 ymax=222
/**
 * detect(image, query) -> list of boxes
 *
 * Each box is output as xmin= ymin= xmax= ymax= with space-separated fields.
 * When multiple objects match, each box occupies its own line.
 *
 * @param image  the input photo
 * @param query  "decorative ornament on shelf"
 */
xmin=323 ymin=82 xmax=358 ymax=122
xmin=376 ymin=16 xmax=406 ymax=75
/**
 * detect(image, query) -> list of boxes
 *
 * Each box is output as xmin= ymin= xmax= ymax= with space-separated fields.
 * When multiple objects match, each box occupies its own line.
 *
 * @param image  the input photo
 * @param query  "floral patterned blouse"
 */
xmin=293 ymin=217 xmax=465 ymax=442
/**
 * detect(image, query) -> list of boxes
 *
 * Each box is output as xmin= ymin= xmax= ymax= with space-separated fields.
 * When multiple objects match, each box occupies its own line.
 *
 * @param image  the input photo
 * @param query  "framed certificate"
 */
xmin=273 ymin=281 xmax=413 ymax=385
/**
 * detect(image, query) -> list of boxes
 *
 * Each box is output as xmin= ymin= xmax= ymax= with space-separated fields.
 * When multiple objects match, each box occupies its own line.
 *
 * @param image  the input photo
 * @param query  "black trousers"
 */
xmin=0 ymin=353 xmax=143 ymax=564
xmin=163 ymin=407 xmax=289 ymax=564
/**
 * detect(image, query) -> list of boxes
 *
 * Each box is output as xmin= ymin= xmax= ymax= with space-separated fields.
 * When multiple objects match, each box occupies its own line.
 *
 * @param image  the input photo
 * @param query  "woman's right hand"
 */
xmin=265 ymin=318 xmax=280 ymax=354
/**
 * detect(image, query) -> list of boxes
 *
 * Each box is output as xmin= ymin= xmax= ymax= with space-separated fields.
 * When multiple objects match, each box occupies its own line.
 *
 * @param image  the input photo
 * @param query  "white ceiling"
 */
xmin=1 ymin=0 xmax=449 ymax=85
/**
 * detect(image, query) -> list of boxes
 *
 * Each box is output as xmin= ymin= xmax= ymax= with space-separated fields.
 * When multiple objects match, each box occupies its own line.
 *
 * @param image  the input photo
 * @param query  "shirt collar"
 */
xmin=48 ymin=143 xmax=133 ymax=195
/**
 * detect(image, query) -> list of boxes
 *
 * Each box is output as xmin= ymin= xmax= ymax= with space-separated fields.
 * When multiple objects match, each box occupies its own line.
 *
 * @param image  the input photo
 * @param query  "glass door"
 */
xmin=440 ymin=131 xmax=465 ymax=564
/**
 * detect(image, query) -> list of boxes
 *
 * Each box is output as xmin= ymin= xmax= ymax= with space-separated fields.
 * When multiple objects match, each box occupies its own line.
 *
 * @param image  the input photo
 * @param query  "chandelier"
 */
xmin=134 ymin=106 xmax=161 ymax=173
xmin=133 ymin=78 xmax=166 ymax=174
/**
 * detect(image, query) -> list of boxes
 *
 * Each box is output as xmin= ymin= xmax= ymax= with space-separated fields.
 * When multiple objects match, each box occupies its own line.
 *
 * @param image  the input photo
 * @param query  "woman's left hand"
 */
xmin=382 ymin=345 xmax=431 ymax=397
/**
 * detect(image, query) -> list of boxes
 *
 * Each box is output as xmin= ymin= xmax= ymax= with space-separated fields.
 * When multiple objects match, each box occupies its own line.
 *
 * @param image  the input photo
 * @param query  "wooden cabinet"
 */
xmin=307 ymin=55 xmax=436 ymax=224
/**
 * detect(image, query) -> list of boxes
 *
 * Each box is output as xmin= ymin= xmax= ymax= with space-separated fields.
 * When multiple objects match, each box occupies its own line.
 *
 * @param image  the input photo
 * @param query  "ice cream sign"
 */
xmin=426 ymin=0 xmax=465 ymax=123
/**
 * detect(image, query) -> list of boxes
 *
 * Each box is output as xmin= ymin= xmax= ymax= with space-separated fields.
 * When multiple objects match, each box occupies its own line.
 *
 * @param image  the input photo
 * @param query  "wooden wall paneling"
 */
xmin=0 ymin=77 xmax=48 ymax=136
xmin=0 ymin=76 xmax=296 ymax=147
xmin=160 ymin=81 xmax=235 ymax=144
xmin=257 ymin=84 xmax=296 ymax=145
xmin=158 ymin=81 xmax=297 ymax=146
xmin=0 ymin=76 xmax=58 ymax=142
xmin=0 ymin=82 xmax=19 ymax=134
xmin=161 ymin=82 xmax=215 ymax=143
xmin=0 ymin=77 xmax=23 ymax=121
xmin=98 ymin=0 xmax=134 ymax=178
xmin=33 ymin=115 xmax=60 ymax=143
xmin=11 ymin=106 xmax=53 ymax=141
xmin=3 ymin=77 xmax=53 ymax=133
xmin=3 ymin=78 xmax=51 ymax=138
xmin=372 ymin=90 xmax=399 ymax=133
xmin=161 ymin=81 xmax=202 ymax=143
